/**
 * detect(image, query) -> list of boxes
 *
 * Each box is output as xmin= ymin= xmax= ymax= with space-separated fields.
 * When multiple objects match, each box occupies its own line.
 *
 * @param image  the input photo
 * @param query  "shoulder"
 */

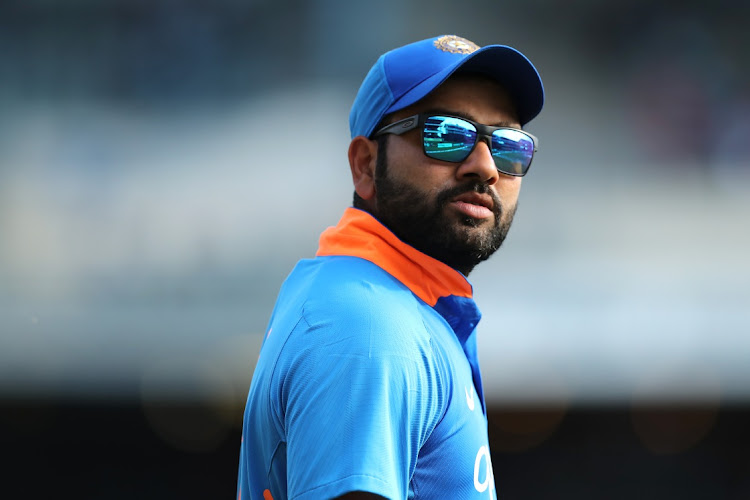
xmin=296 ymin=255 xmax=427 ymax=334
xmin=296 ymin=255 xmax=414 ymax=303
xmin=270 ymin=257 xmax=449 ymax=450
xmin=275 ymin=255 xmax=439 ymax=372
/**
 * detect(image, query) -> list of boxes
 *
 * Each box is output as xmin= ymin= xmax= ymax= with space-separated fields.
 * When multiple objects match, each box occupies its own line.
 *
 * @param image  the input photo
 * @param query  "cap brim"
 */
xmin=384 ymin=45 xmax=544 ymax=127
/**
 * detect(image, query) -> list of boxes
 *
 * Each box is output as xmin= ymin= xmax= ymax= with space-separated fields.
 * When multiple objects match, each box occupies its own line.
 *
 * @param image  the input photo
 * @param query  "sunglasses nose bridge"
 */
xmin=476 ymin=133 xmax=493 ymax=151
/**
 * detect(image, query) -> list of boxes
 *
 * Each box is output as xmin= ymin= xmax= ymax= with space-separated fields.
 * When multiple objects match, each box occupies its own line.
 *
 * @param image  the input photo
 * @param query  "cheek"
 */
xmin=384 ymin=140 xmax=442 ymax=186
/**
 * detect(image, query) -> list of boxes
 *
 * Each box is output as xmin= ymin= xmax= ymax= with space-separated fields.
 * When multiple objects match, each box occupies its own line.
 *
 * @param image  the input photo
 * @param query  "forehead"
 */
xmin=400 ymin=73 xmax=519 ymax=125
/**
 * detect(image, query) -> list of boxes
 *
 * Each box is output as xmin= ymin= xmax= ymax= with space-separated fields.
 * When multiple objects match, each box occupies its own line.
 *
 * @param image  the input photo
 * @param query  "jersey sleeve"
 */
xmin=270 ymin=298 xmax=444 ymax=500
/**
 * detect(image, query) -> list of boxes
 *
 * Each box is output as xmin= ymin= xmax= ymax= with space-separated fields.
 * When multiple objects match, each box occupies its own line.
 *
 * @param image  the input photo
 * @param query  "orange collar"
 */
xmin=316 ymin=208 xmax=473 ymax=307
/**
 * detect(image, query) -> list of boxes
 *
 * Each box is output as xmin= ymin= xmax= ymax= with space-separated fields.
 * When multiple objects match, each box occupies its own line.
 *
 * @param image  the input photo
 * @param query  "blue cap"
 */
xmin=349 ymin=35 xmax=545 ymax=138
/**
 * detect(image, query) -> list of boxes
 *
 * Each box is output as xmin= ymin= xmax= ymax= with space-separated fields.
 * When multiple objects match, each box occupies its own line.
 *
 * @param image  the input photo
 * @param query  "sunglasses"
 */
xmin=373 ymin=113 xmax=538 ymax=177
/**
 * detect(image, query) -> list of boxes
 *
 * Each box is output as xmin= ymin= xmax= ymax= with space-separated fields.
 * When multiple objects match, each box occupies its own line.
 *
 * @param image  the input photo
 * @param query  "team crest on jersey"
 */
xmin=434 ymin=35 xmax=480 ymax=54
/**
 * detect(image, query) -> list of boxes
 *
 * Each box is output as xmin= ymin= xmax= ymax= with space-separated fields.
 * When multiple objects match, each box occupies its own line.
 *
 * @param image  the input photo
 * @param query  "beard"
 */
xmin=372 ymin=148 xmax=517 ymax=276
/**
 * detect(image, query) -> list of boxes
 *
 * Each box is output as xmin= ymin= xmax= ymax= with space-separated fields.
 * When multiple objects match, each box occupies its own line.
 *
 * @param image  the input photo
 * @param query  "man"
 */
xmin=237 ymin=35 xmax=544 ymax=500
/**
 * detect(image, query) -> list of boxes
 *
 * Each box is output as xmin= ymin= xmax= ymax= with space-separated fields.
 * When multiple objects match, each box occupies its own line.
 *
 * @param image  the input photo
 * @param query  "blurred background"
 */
xmin=1 ymin=0 xmax=749 ymax=498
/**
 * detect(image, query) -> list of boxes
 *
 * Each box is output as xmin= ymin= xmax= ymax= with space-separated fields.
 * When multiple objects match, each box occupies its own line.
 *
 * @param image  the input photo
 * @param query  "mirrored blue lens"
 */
xmin=423 ymin=116 xmax=476 ymax=162
xmin=491 ymin=129 xmax=534 ymax=175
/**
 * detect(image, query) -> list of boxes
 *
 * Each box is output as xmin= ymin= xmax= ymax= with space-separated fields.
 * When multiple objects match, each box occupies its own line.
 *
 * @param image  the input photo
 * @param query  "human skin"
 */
xmin=348 ymin=73 xmax=523 ymax=276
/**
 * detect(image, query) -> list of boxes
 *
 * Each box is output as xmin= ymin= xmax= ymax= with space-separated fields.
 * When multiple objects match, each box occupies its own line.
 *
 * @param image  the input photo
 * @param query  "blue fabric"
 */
xmin=237 ymin=256 xmax=496 ymax=500
xmin=348 ymin=56 xmax=394 ymax=141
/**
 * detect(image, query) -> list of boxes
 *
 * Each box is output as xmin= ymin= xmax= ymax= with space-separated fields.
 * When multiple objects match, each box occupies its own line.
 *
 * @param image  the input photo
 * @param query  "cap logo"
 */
xmin=433 ymin=35 xmax=480 ymax=54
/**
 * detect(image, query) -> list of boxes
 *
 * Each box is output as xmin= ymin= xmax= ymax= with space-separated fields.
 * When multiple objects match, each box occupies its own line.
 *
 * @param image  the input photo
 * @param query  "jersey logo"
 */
xmin=465 ymin=385 xmax=475 ymax=411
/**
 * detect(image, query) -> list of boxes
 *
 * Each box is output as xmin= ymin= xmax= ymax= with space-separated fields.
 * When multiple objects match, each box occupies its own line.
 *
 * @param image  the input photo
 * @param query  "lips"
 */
xmin=450 ymin=191 xmax=495 ymax=220
xmin=451 ymin=191 xmax=494 ymax=211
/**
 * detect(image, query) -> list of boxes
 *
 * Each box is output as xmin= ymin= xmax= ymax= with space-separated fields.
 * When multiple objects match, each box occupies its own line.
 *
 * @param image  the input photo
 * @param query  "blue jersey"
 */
xmin=237 ymin=208 xmax=496 ymax=500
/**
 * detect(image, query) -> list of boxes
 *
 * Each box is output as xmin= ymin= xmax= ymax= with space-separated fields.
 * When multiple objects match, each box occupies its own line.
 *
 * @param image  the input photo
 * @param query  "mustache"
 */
xmin=435 ymin=182 xmax=502 ymax=217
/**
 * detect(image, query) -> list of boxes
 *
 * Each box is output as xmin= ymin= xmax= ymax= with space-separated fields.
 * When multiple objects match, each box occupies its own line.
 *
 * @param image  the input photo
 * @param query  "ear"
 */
xmin=348 ymin=136 xmax=378 ymax=201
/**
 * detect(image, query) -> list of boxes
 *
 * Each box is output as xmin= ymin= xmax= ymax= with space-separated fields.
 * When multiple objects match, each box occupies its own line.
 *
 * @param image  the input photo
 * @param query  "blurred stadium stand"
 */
xmin=1 ymin=1 xmax=749 ymax=498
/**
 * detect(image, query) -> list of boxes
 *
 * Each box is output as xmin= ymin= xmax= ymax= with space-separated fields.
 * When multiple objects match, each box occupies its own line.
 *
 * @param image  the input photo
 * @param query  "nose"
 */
xmin=455 ymin=137 xmax=499 ymax=185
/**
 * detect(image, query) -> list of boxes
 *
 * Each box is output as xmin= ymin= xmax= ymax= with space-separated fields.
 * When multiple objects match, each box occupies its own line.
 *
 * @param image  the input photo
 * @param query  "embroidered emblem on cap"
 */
xmin=434 ymin=35 xmax=480 ymax=54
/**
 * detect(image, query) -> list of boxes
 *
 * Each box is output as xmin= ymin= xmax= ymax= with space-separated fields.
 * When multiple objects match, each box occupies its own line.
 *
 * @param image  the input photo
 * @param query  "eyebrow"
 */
xmin=424 ymin=108 xmax=521 ymax=129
